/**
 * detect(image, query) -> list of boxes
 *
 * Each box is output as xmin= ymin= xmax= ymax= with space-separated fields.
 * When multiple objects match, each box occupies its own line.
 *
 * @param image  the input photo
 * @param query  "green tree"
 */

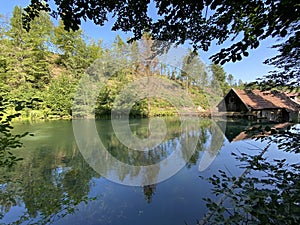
xmin=140 ymin=33 xmax=156 ymax=116
xmin=227 ymin=74 xmax=234 ymax=87
xmin=182 ymin=50 xmax=208 ymax=92
xmin=52 ymin=20 xmax=102 ymax=79
xmin=0 ymin=96 xmax=27 ymax=168
xmin=113 ymin=35 xmax=128 ymax=61
xmin=0 ymin=7 xmax=55 ymax=120
xmin=129 ymin=39 xmax=140 ymax=72
xmin=45 ymin=74 xmax=78 ymax=118
xmin=238 ymin=79 xmax=245 ymax=89
xmin=210 ymin=63 xmax=229 ymax=94
xmin=4 ymin=6 xmax=52 ymax=89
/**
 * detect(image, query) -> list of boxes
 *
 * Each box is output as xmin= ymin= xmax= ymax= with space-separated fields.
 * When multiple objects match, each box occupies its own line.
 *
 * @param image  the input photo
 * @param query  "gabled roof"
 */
xmin=231 ymin=88 xmax=300 ymax=112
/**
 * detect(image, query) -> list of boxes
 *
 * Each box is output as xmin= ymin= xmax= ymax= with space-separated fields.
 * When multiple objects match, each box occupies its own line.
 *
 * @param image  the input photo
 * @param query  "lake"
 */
xmin=1 ymin=118 xmax=298 ymax=225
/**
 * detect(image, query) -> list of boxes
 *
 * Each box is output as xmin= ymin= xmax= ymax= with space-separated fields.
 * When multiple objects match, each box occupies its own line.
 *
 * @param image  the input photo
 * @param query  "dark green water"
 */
xmin=0 ymin=118 xmax=293 ymax=225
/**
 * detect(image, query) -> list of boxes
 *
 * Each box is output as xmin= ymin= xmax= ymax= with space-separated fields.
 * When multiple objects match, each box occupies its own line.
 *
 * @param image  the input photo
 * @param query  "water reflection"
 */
xmin=73 ymin=117 xmax=210 ymax=186
xmin=217 ymin=119 xmax=293 ymax=142
xmin=0 ymin=129 xmax=98 ymax=224
xmin=1 ymin=118 xmax=231 ymax=225
xmin=198 ymin=121 xmax=225 ymax=172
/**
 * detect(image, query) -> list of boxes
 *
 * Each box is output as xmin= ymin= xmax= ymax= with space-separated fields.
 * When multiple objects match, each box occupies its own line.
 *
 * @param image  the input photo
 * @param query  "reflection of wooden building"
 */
xmin=217 ymin=88 xmax=300 ymax=122
xmin=217 ymin=120 xmax=293 ymax=143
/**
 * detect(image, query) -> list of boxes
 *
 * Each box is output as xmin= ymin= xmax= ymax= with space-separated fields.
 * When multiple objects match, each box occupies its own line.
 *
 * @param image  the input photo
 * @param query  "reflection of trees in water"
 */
xmin=0 ymin=118 xmax=229 ymax=224
xmin=99 ymin=118 xmax=180 ymax=165
xmin=93 ymin=118 xmax=218 ymax=185
xmin=186 ymin=125 xmax=208 ymax=168
xmin=207 ymin=122 xmax=226 ymax=156
xmin=143 ymin=184 xmax=157 ymax=203
xmin=0 ymin=141 xmax=98 ymax=224
xmin=99 ymin=118 xmax=212 ymax=165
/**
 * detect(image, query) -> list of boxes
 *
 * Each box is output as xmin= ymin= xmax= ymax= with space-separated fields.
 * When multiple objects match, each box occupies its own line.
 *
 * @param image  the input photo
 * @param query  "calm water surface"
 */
xmin=1 ymin=118 xmax=298 ymax=225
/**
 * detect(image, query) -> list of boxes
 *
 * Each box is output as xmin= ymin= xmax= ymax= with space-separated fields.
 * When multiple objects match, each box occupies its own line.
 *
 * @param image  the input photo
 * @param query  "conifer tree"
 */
xmin=210 ymin=64 xmax=229 ymax=94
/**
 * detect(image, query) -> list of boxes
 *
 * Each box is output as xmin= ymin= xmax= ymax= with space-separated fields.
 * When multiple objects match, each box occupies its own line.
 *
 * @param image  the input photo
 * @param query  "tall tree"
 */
xmin=3 ymin=6 xmax=52 ymax=89
xmin=23 ymin=0 xmax=300 ymax=87
xmin=138 ymin=33 xmax=159 ymax=116
xmin=227 ymin=74 xmax=234 ymax=87
xmin=210 ymin=64 xmax=229 ymax=94
xmin=52 ymin=20 xmax=102 ymax=79
xmin=181 ymin=50 xmax=208 ymax=92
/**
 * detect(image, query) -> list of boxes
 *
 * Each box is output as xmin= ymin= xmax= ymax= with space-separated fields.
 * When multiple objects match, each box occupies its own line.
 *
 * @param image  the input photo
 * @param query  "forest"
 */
xmin=0 ymin=6 xmax=242 ymax=120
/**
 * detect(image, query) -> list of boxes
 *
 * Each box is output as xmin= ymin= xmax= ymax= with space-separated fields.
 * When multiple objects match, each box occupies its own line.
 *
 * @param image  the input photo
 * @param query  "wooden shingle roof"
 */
xmin=232 ymin=88 xmax=300 ymax=112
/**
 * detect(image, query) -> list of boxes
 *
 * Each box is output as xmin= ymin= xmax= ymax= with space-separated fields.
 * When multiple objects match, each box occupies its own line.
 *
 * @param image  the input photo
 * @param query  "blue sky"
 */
xmin=0 ymin=0 xmax=279 ymax=83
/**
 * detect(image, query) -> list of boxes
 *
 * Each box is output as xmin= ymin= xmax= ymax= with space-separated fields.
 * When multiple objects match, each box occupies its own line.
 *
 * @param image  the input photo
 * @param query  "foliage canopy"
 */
xmin=23 ymin=0 xmax=300 ymax=88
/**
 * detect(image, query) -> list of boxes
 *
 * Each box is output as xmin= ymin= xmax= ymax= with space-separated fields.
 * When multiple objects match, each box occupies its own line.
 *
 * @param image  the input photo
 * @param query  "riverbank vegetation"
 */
xmin=0 ymin=6 xmax=244 ymax=120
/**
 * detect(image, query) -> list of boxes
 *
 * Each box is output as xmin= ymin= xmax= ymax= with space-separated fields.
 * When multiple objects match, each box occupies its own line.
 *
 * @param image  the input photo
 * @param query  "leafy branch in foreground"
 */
xmin=0 ymin=95 xmax=28 ymax=168
xmin=23 ymin=1 xmax=299 ymax=88
xmin=258 ymin=23 xmax=300 ymax=90
xmin=200 ymin=126 xmax=300 ymax=225
xmin=22 ymin=1 xmax=298 ymax=63
xmin=245 ymin=125 xmax=300 ymax=153
xmin=268 ymin=127 xmax=300 ymax=153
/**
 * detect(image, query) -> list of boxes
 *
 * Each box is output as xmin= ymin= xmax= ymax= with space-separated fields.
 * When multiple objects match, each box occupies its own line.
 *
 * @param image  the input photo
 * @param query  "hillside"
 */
xmin=0 ymin=6 xmax=237 ymax=120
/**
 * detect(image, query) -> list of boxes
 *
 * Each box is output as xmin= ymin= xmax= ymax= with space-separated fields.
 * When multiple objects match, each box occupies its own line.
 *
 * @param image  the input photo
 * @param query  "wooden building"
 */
xmin=217 ymin=88 xmax=300 ymax=122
